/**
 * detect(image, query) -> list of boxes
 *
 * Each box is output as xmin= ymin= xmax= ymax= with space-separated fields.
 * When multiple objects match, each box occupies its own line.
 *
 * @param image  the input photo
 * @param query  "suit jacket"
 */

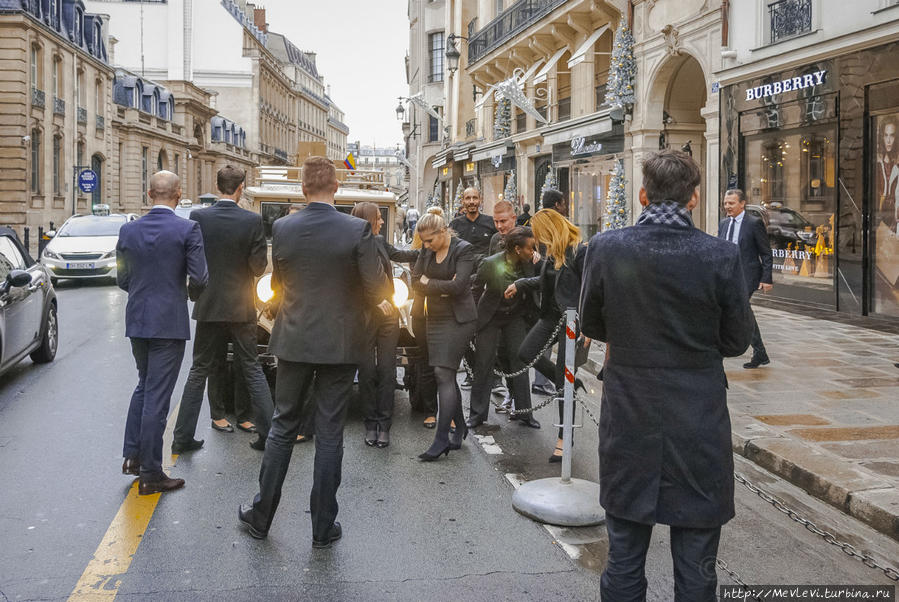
xmin=473 ymin=251 xmax=538 ymax=329
xmin=190 ymin=200 xmax=267 ymax=323
xmin=116 ymin=207 xmax=208 ymax=340
xmin=515 ymin=244 xmax=587 ymax=318
xmin=718 ymin=211 xmax=773 ymax=294
xmin=267 ymin=202 xmax=386 ymax=364
xmin=411 ymin=237 xmax=477 ymax=324
xmin=580 ymin=222 xmax=751 ymax=528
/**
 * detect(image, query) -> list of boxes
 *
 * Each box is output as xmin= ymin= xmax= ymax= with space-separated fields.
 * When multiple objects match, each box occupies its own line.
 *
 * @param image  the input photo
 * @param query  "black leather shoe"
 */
xmin=249 ymin=436 xmax=266 ymax=451
xmin=312 ymin=521 xmax=342 ymax=548
xmin=238 ymin=504 xmax=268 ymax=539
xmin=364 ymin=429 xmax=378 ymax=446
xmin=139 ymin=475 xmax=185 ymax=495
xmin=513 ymin=415 xmax=541 ymax=429
xmin=375 ymin=429 xmax=390 ymax=448
xmin=171 ymin=438 xmax=204 ymax=454
xmin=122 ymin=457 xmax=139 ymax=476
xmin=465 ymin=418 xmax=483 ymax=429
xmin=743 ymin=356 xmax=770 ymax=369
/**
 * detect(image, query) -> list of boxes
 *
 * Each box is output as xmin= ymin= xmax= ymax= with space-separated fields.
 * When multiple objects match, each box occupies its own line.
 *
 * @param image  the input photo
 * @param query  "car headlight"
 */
xmin=392 ymin=278 xmax=409 ymax=307
xmin=256 ymin=274 xmax=274 ymax=303
xmin=101 ymin=250 xmax=116 ymax=259
xmin=43 ymin=249 xmax=60 ymax=260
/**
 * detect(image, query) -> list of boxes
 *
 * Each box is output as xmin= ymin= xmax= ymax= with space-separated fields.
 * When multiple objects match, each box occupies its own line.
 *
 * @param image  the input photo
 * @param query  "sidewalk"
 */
xmin=583 ymin=303 xmax=899 ymax=542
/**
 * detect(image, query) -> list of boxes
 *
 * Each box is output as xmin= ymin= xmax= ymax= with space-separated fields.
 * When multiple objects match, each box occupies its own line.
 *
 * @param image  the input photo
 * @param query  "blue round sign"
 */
xmin=78 ymin=169 xmax=98 ymax=193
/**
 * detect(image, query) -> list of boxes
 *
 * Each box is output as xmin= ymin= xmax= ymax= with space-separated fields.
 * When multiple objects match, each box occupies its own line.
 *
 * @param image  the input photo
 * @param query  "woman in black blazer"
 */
xmin=411 ymin=212 xmax=477 ymax=461
xmin=513 ymin=209 xmax=587 ymax=462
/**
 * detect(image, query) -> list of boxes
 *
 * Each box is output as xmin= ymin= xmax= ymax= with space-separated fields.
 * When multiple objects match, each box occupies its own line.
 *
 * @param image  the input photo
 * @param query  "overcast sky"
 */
xmin=263 ymin=0 xmax=408 ymax=150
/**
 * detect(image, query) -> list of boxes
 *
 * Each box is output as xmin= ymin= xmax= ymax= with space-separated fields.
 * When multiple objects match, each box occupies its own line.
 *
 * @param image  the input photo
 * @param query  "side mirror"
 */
xmin=44 ymin=230 xmax=57 ymax=239
xmin=7 ymin=269 xmax=31 ymax=288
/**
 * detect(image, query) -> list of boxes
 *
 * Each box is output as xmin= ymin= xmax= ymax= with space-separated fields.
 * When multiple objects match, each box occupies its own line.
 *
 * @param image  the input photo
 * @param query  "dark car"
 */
xmin=0 ymin=227 xmax=58 ymax=376
xmin=746 ymin=203 xmax=818 ymax=248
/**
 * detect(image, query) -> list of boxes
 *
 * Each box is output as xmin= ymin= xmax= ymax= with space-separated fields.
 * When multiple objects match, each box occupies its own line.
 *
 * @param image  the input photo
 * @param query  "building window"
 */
xmin=30 ymin=129 xmax=41 ymax=193
xmin=768 ymin=0 xmax=812 ymax=45
xmin=174 ymin=153 xmax=180 ymax=175
xmin=495 ymin=0 xmax=504 ymax=16
xmin=30 ymin=45 xmax=41 ymax=90
xmin=141 ymin=146 xmax=149 ymax=202
xmin=428 ymin=114 xmax=440 ymax=142
xmin=429 ymin=32 xmax=444 ymax=83
xmin=77 ymin=140 xmax=84 ymax=170
xmin=52 ymin=57 xmax=61 ymax=98
xmin=52 ymin=134 xmax=61 ymax=195
xmin=77 ymin=71 xmax=85 ymax=107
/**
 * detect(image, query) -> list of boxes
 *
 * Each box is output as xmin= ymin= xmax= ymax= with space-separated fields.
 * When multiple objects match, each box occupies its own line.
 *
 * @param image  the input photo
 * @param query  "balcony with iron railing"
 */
xmin=96 ymin=114 xmax=105 ymax=130
xmin=53 ymin=96 xmax=65 ymax=116
xmin=768 ymin=0 xmax=812 ymax=45
xmin=274 ymin=148 xmax=288 ymax=162
xmin=77 ymin=106 xmax=87 ymax=125
xmin=468 ymin=0 xmax=569 ymax=65
xmin=32 ymin=87 xmax=45 ymax=109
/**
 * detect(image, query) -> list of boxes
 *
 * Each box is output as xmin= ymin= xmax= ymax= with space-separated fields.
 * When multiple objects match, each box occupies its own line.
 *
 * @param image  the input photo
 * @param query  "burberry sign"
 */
xmin=745 ymin=70 xmax=827 ymax=101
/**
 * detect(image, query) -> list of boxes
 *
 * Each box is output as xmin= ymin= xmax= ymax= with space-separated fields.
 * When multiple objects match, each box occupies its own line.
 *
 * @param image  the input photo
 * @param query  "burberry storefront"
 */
xmin=720 ymin=40 xmax=899 ymax=320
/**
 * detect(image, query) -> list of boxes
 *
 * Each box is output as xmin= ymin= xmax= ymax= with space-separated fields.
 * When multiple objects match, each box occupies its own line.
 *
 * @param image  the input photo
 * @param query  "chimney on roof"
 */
xmin=254 ymin=8 xmax=268 ymax=33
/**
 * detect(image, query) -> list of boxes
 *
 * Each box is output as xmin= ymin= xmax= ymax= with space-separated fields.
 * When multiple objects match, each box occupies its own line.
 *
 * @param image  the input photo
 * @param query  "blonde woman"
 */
xmin=411 ymin=212 xmax=477 ymax=461
xmin=511 ymin=209 xmax=587 ymax=462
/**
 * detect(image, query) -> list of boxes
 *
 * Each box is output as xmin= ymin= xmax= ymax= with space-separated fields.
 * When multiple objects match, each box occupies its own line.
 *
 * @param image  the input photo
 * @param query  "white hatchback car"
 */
xmin=40 ymin=213 xmax=136 ymax=284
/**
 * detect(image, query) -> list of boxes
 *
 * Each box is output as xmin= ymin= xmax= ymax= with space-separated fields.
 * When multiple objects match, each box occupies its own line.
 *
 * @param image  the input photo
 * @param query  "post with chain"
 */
xmin=511 ymin=308 xmax=605 ymax=527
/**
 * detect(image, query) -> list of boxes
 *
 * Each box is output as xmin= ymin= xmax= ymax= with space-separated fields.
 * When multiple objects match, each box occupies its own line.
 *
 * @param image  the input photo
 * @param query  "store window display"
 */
xmin=872 ymin=112 xmax=899 ymax=317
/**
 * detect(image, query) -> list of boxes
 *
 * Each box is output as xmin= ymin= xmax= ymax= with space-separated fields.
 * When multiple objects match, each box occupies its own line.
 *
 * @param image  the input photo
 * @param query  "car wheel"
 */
xmin=30 ymin=303 xmax=58 ymax=363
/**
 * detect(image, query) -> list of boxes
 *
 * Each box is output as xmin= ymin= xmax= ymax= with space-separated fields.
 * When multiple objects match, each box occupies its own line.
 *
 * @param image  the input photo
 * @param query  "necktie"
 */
xmin=727 ymin=217 xmax=736 ymax=243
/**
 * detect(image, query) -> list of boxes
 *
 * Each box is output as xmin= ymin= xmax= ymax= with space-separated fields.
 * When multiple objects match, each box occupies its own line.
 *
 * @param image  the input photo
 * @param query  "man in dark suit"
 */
xmin=580 ymin=150 xmax=751 ymax=600
xmin=117 ymin=171 xmax=208 ymax=495
xmin=238 ymin=157 xmax=387 ymax=547
xmin=719 ymin=189 xmax=774 ymax=369
xmin=172 ymin=165 xmax=273 ymax=452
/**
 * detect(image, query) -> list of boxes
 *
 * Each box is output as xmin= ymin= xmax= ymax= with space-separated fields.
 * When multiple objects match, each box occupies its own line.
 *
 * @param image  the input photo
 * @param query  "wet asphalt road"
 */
xmin=0 ymin=282 xmax=896 ymax=601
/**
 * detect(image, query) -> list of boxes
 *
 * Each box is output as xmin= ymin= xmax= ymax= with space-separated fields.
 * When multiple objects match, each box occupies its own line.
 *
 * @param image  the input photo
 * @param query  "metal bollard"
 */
xmin=510 ymin=308 xmax=604 ymax=527
xmin=23 ymin=227 xmax=30 ymax=254
xmin=38 ymin=226 xmax=46 ymax=256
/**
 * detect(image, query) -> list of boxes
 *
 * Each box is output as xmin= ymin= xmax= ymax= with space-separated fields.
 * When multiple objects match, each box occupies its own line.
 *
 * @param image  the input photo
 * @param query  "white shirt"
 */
xmin=151 ymin=204 xmax=175 ymax=213
xmin=726 ymin=210 xmax=744 ymax=244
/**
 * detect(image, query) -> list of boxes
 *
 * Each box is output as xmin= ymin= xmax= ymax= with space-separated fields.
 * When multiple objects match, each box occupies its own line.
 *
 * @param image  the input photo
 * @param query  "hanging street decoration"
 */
xmin=603 ymin=160 xmax=628 ymax=231
xmin=604 ymin=22 xmax=636 ymax=110
xmin=494 ymin=97 xmax=512 ymax=139
xmin=495 ymin=76 xmax=548 ymax=125
xmin=408 ymin=92 xmax=443 ymax=124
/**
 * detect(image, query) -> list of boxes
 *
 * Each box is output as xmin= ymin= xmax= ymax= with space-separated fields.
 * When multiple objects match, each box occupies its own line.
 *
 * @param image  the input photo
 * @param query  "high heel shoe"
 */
xmin=448 ymin=425 xmax=469 ymax=450
xmin=575 ymin=378 xmax=586 ymax=394
xmin=418 ymin=444 xmax=451 ymax=461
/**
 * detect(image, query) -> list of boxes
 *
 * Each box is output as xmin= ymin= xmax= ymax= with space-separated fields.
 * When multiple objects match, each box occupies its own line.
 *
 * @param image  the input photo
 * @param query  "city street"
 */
xmin=0 ymin=283 xmax=897 ymax=601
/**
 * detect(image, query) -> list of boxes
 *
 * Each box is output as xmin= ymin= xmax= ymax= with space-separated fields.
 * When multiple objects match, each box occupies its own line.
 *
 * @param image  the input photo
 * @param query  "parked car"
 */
xmin=746 ymin=203 xmax=817 ymax=248
xmin=0 ymin=227 xmax=58 ymax=376
xmin=39 ymin=212 xmax=137 ymax=284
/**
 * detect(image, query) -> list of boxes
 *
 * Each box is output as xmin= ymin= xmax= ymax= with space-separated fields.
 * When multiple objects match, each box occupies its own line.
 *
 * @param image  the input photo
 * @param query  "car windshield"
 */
xmin=58 ymin=216 xmax=127 ymax=237
xmin=768 ymin=209 xmax=812 ymax=229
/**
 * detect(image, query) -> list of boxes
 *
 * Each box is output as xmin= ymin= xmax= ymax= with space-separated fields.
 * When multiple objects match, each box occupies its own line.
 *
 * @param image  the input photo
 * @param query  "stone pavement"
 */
xmin=583 ymin=302 xmax=899 ymax=542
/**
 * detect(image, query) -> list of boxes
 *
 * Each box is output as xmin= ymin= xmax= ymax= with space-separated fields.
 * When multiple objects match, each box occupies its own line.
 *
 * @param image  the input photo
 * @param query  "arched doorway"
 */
xmin=646 ymin=54 xmax=710 ymax=230
xmin=90 ymin=153 xmax=104 ymax=207
xmin=157 ymin=149 xmax=168 ymax=172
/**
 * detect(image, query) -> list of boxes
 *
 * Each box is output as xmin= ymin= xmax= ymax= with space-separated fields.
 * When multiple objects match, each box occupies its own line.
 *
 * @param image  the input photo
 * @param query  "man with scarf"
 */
xmin=579 ymin=150 xmax=752 ymax=601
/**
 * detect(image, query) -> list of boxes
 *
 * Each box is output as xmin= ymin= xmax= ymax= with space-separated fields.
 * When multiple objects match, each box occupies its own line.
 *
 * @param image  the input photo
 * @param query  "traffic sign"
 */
xmin=78 ymin=169 xmax=98 ymax=193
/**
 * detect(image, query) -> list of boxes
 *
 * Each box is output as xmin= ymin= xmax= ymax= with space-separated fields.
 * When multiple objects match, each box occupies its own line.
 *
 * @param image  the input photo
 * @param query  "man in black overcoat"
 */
xmin=580 ymin=150 xmax=752 ymax=601
xmin=718 ymin=189 xmax=774 ymax=369
xmin=172 ymin=165 xmax=273 ymax=452
xmin=238 ymin=157 xmax=388 ymax=547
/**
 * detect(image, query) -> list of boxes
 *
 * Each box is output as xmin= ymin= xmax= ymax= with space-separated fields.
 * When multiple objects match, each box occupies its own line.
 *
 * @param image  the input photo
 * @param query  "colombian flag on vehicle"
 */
xmin=344 ymin=153 xmax=356 ymax=170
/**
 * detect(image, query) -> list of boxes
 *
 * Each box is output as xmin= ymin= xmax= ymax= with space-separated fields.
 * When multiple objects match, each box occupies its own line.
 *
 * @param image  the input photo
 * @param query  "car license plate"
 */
xmin=66 ymin=262 xmax=95 ymax=269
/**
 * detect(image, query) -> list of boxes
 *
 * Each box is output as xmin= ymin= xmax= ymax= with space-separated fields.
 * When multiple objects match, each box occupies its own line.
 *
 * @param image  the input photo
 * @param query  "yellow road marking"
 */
xmin=68 ymin=399 xmax=182 ymax=601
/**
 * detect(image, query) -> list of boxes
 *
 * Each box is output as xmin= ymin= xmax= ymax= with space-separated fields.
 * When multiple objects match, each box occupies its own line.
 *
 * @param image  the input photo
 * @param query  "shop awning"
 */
xmin=471 ymin=142 xmax=512 ymax=163
xmin=431 ymin=149 xmax=449 ymax=169
xmin=541 ymin=112 xmax=614 ymax=146
xmin=533 ymin=47 xmax=567 ymax=85
xmin=567 ymin=24 xmax=610 ymax=69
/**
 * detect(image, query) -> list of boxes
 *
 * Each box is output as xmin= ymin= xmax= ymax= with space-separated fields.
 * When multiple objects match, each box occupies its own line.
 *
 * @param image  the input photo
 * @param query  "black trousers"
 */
xmin=173 ymin=321 xmax=274 ymax=444
xmin=358 ymin=312 xmax=400 ymax=430
xmin=469 ymin=311 xmax=532 ymax=423
xmin=520 ymin=313 xmax=571 ymax=438
xmin=601 ymin=513 xmax=721 ymax=602
xmin=410 ymin=313 xmax=437 ymax=415
xmin=123 ymin=338 xmax=185 ymax=479
xmin=250 ymin=361 xmax=355 ymax=540
xmin=748 ymin=292 xmax=768 ymax=359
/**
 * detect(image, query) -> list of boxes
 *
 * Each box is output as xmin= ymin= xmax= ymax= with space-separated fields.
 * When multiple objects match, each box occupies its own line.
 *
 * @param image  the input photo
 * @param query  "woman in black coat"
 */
xmin=411 ymin=212 xmax=477 ymax=461
xmin=512 ymin=209 xmax=587 ymax=462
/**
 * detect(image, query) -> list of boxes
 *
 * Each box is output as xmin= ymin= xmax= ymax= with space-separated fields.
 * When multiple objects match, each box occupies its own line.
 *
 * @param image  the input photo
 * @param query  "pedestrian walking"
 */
xmin=405 ymin=206 xmax=420 ymax=240
xmin=580 ymin=149 xmax=752 ymax=601
xmin=172 ymin=165 xmax=274 ymax=453
xmin=513 ymin=209 xmax=587 ymax=461
xmin=238 ymin=157 xmax=388 ymax=546
xmin=117 ymin=170 xmax=208 ymax=495
xmin=351 ymin=202 xmax=418 ymax=449
xmin=468 ymin=227 xmax=540 ymax=429
xmin=516 ymin=203 xmax=532 ymax=226
xmin=412 ymin=212 xmax=478 ymax=461
xmin=395 ymin=203 xmax=407 ymax=244
xmin=718 ymin=189 xmax=774 ymax=369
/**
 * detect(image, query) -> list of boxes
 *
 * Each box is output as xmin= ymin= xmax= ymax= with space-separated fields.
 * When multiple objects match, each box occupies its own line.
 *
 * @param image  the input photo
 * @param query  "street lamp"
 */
xmin=445 ymin=33 xmax=466 ymax=75
xmin=395 ymin=99 xmax=406 ymax=121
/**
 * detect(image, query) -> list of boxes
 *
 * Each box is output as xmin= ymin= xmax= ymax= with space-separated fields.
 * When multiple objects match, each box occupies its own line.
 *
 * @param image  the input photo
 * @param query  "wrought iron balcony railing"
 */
xmin=77 ymin=106 xmax=87 ymax=124
xmin=96 ymin=114 xmax=105 ymax=130
xmin=468 ymin=0 xmax=569 ymax=65
xmin=274 ymin=148 xmax=288 ymax=162
xmin=53 ymin=96 xmax=65 ymax=116
xmin=32 ymin=87 xmax=45 ymax=108
xmin=769 ymin=0 xmax=812 ymax=45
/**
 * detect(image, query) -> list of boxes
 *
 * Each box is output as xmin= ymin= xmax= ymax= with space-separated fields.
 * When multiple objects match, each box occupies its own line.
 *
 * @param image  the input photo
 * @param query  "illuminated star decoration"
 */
xmin=408 ymin=93 xmax=443 ymax=124
xmin=494 ymin=76 xmax=548 ymax=125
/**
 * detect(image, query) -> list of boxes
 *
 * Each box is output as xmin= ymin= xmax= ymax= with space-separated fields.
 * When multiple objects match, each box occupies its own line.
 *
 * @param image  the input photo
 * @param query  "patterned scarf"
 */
xmin=636 ymin=201 xmax=694 ymax=228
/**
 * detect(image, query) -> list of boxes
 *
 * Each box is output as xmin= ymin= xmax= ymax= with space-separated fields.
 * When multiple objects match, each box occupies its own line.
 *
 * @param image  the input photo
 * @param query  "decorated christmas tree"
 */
xmin=540 ymin=168 xmax=558 ymax=197
xmin=494 ymin=97 xmax=511 ymax=139
xmin=603 ymin=160 xmax=628 ymax=231
xmin=452 ymin=178 xmax=464 ymax=215
xmin=604 ymin=22 xmax=636 ymax=109
xmin=503 ymin=170 xmax=518 ymax=207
